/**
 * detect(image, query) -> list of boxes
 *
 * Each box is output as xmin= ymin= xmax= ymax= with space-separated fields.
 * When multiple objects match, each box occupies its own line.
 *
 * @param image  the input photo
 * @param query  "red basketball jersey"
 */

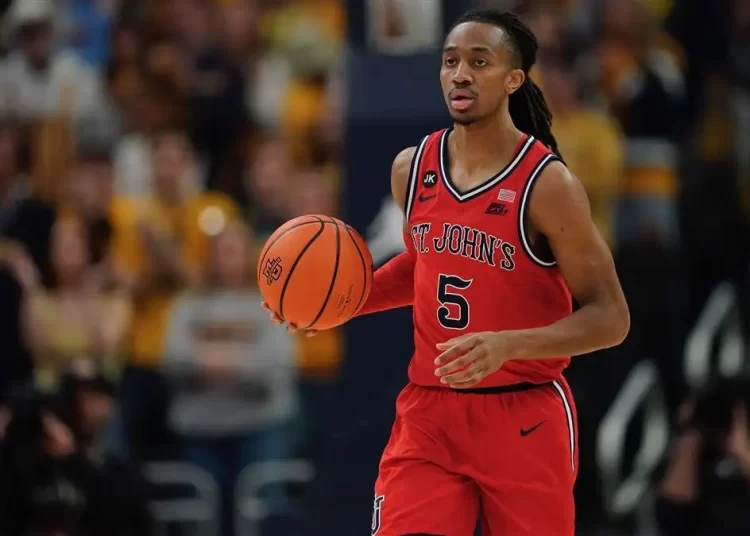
xmin=404 ymin=128 xmax=573 ymax=388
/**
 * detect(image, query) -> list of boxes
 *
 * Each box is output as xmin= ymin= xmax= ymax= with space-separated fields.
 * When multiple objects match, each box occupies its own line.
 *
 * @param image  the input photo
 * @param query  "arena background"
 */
xmin=0 ymin=0 xmax=748 ymax=535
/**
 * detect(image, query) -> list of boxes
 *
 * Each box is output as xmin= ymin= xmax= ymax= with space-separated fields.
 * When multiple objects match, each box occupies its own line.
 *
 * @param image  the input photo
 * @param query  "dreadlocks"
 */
xmin=450 ymin=9 xmax=561 ymax=158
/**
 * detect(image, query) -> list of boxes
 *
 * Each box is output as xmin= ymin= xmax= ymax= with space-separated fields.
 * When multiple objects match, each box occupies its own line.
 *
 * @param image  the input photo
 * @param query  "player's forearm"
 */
xmin=355 ymin=250 xmax=415 ymax=316
xmin=507 ymin=299 xmax=629 ymax=360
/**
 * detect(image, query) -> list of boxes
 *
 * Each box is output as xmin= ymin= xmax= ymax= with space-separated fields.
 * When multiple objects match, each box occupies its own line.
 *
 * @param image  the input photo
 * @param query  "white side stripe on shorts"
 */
xmin=552 ymin=380 xmax=576 ymax=473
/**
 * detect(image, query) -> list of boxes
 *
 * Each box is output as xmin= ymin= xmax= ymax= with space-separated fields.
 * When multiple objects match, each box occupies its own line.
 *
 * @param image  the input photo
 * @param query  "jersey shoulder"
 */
xmin=392 ymin=129 xmax=448 ymax=213
xmin=390 ymin=146 xmax=417 ymax=214
xmin=526 ymin=157 xmax=589 ymax=229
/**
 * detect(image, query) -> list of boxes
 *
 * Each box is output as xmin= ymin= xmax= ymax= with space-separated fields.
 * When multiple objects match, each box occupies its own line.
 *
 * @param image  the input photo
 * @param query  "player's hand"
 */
xmin=433 ymin=331 xmax=515 ymax=388
xmin=262 ymin=301 xmax=318 ymax=337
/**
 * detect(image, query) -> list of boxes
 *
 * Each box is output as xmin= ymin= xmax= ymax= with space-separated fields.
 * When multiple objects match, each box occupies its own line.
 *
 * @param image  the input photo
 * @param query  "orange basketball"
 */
xmin=257 ymin=215 xmax=373 ymax=330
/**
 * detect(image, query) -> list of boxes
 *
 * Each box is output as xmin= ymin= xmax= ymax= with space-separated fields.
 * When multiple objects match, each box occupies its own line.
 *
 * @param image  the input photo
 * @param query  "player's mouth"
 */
xmin=449 ymin=88 xmax=476 ymax=112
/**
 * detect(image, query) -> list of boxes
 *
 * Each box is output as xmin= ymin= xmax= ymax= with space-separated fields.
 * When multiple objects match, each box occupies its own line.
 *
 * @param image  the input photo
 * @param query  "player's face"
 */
xmin=441 ymin=22 xmax=521 ymax=125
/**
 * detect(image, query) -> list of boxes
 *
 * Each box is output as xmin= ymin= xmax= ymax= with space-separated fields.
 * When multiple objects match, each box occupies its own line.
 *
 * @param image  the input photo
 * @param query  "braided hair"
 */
xmin=450 ymin=9 xmax=561 ymax=158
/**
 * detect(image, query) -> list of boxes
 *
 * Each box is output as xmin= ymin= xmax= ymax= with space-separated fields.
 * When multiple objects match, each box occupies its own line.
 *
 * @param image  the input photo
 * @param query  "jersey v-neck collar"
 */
xmin=438 ymin=128 xmax=535 ymax=203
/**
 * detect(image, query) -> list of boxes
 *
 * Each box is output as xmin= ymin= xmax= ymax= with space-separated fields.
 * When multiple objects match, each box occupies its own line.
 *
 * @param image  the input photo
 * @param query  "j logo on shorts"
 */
xmin=372 ymin=495 xmax=385 ymax=535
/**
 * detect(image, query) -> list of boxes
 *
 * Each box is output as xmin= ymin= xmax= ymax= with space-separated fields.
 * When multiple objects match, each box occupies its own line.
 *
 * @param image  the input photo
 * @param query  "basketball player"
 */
xmin=265 ymin=9 xmax=630 ymax=535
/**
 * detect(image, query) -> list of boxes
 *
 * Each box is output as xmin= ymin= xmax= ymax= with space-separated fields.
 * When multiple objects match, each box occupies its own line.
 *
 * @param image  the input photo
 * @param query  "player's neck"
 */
xmin=451 ymin=115 xmax=523 ymax=172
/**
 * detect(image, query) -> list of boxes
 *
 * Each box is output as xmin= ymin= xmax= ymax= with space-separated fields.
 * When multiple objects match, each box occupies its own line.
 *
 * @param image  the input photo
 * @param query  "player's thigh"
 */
xmin=374 ymin=455 xmax=479 ymax=536
xmin=479 ymin=380 xmax=577 ymax=536
xmin=479 ymin=481 xmax=574 ymax=536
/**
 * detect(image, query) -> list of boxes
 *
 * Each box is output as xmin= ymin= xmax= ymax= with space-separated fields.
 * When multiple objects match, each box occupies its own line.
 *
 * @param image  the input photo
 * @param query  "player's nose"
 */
xmin=451 ymin=61 xmax=473 ymax=86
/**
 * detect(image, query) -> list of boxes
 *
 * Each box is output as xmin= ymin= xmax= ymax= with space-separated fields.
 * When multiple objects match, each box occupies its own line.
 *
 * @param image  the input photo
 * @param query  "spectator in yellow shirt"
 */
xmin=265 ymin=0 xmax=344 ymax=168
xmin=543 ymin=57 xmax=624 ymax=248
xmin=110 ymin=129 xmax=239 ymax=460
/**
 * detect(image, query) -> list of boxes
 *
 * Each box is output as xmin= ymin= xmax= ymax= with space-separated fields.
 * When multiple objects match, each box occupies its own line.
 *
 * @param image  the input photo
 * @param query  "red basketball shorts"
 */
xmin=372 ymin=379 xmax=578 ymax=536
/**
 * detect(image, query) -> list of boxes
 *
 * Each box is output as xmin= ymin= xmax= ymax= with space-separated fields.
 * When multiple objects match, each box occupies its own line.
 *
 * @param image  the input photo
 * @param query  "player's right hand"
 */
xmin=262 ymin=301 xmax=318 ymax=337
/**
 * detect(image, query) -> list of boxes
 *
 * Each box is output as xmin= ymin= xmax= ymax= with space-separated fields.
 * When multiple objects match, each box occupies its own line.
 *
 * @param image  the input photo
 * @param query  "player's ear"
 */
xmin=506 ymin=69 xmax=525 ymax=95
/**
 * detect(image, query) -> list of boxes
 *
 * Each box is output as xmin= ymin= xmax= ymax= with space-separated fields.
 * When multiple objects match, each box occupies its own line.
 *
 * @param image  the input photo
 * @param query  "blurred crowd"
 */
xmin=0 ymin=0 xmax=343 ymax=534
xmin=0 ymin=0 xmax=746 ymax=534
xmin=519 ymin=0 xmax=750 ymax=533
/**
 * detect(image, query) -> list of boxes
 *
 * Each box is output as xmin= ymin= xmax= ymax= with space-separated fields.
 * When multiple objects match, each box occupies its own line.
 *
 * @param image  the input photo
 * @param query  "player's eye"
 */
xmin=444 ymin=57 xmax=458 ymax=67
xmin=474 ymin=59 xmax=488 ymax=67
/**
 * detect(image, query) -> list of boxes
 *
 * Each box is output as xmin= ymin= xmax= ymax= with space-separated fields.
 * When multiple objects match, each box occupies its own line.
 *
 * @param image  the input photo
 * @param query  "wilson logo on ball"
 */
xmin=263 ymin=257 xmax=283 ymax=285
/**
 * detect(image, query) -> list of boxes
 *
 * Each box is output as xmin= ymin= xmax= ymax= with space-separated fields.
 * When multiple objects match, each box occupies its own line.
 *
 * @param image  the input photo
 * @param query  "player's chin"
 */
xmin=450 ymin=112 xmax=479 ymax=126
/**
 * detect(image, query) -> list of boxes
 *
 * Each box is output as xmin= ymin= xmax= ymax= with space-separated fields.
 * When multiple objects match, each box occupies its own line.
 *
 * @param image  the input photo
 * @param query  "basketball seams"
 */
xmin=260 ymin=216 xmax=371 ymax=329
xmin=258 ymin=219 xmax=345 ymax=285
xmin=344 ymin=224 xmax=370 ymax=315
xmin=306 ymin=217 xmax=342 ymax=329
xmin=278 ymin=217 xmax=326 ymax=321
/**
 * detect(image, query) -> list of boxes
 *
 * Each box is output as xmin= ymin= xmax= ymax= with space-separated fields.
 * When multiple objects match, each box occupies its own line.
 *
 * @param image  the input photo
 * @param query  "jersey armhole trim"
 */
xmin=518 ymin=153 xmax=561 ymax=268
xmin=404 ymin=135 xmax=430 ymax=221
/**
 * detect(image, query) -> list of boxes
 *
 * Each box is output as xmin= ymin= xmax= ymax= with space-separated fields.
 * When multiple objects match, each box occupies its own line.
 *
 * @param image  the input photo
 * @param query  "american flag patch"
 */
xmin=497 ymin=189 xmax=516 ymax=203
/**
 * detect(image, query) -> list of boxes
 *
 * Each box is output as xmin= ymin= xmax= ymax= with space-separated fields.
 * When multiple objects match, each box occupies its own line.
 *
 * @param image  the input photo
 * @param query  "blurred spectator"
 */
xmin=544 ymin=56 xmax=623 ymax=247
xmin=244 ymin=8 xmax=293 ymax=131
xmin=110 ymin=129 xmax=239 ymax=459
xmin=64 ymin=121 xmax=117 ymax=261
xmin=164 ymin=222 xmax=297 ymax=536
xmin=518 ymin=0 xmax=566 ymax=61
xmin=164 ymin=0 xmax=249 ymax=192
xmin=20 ymin=215 xmax=130 ymax=394
xmin=105 ymin=19 xmax=144 ymax=111
xmin=293 ymin=171 xmax=337 ymax=218
xmin=657 ymin=378 xmax=750 ymax=535
xmin=590 ymin=0 xmax=685 ymax=249
xmin=215 ymin=0 xmax=260 ymax=62
xmin=0 ymin=368 xmax=153 ymax=535
xmin=63 ymin=0 xmax=117 ymax=68
xmin=0 ymin=120 xmax=56 ymax=401
xmin=245 ymin=136 xmax=294 ymax=238
xmin=267 ymin=0 xmax=344 ymax=168
xmin=113 ymin=75 xmax=187 ymax=196
xmin=0 ymin=0 xmax=113 ymax=124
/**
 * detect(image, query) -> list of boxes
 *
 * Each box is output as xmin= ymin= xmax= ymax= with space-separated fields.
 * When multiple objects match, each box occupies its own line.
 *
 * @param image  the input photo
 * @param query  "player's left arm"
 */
xmin=508 ymin=160 xmax=629 ymax=357
xmin=434 ymin=161 xmax=629 ymax=387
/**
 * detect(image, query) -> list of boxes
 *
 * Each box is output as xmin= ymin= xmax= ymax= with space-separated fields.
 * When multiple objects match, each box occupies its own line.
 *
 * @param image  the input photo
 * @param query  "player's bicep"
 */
xmin=391 ymin=146 xmax=419 ymax=254
xmin=390 ymin=146 xmax=417 ymax=214
xmin=529 ymin=162 xmax=623 ymax=307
